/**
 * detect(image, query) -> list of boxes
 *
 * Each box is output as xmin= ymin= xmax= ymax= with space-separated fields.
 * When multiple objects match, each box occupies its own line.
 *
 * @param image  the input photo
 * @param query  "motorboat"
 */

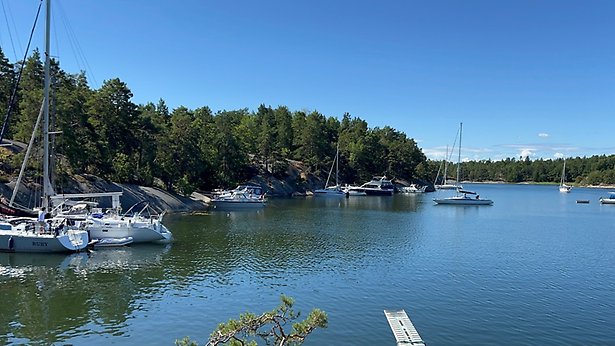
xmin=342 ymin=185 xmax=367 ymax=196
xmin=399 ymin=184 xmax=427 ymax=193
xmin=211 ymin=184 xmax=266 ymax=209
xmin=599 ymin=192 xmax=615 ymax=204
xmin=346 ymin=176 xmax=395 ymax=196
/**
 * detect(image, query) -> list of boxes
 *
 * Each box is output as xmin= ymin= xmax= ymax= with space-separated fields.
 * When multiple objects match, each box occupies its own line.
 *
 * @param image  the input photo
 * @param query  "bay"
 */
xmin=1 ymin=184 xmax=614 ymax=345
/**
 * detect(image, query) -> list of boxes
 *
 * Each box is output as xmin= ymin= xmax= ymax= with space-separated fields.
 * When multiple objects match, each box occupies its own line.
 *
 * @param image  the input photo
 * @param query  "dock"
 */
xmin=384 ymin=309 xmax=425 ymax=345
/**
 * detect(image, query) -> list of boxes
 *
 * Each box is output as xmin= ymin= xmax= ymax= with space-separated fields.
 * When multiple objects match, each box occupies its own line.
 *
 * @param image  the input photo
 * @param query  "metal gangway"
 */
xmin=384 ymin=309 xmax=425 ymax=345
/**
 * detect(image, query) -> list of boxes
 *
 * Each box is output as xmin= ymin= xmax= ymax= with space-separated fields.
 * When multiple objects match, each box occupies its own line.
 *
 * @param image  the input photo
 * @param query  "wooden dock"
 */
xmin=384 ymin=309 xmax=425 ymax=345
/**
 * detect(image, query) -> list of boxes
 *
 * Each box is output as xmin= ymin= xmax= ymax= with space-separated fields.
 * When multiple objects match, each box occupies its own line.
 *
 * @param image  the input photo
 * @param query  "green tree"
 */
xmin=176 ymin=295 xmax=327 ymax=346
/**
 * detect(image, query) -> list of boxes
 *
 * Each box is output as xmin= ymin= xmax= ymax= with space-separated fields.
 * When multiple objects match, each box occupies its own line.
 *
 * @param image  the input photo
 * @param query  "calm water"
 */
xmin=1 ymin=184 xmax=614 ymax=345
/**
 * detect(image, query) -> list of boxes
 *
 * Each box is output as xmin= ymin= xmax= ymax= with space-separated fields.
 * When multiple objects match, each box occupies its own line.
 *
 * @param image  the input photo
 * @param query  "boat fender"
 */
xmin=8 ymin=236 xmax=14 ymax=250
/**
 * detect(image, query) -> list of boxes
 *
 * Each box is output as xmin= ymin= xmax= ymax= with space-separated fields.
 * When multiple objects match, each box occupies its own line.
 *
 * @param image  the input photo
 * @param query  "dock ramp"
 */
xmin=384 ymin=309 xmax=425 ymax=345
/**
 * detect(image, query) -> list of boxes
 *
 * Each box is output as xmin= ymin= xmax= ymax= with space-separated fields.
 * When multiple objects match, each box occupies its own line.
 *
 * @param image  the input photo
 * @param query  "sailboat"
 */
xmin=314 ymin=142 xmax=346 ymax=197
xmin=0 ymin=0 xmax=89 ymax=252
xmin=559 ymin=159 xmax=572 ymax=193
xmin=433 ymin=123 xmax=493 ymax=206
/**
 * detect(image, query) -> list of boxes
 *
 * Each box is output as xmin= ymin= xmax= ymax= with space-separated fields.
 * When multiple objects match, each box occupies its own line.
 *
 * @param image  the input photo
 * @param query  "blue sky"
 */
xmin=1 ymin=0 xmax=614 ymax=161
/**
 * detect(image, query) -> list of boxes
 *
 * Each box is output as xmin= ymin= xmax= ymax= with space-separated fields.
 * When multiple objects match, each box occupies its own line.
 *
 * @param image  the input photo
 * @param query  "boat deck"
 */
xmin=384 ymin=309 xmax=425 ymax=345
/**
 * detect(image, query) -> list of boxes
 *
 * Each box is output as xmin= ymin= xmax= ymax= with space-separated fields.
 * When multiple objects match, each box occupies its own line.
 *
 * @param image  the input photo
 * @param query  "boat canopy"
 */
xmin=458 ymin=189 xmax=477 ymax=195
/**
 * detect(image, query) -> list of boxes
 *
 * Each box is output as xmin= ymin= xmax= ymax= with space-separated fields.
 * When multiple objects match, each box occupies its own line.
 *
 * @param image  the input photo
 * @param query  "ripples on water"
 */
xmin=1 ymin=184 xmax=615 ymax=345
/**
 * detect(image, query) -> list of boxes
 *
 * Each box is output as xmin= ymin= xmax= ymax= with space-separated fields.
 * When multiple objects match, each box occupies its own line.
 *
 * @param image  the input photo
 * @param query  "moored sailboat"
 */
xmin=559 ymin=159 xmax=572 ymax=193
xmin=0 ymin=0 xmax=89 ymax=252
xmin=314 ymin=142 xmax=345 ymax=197
xmin=433 ymin=123 xmax=493 ymax=206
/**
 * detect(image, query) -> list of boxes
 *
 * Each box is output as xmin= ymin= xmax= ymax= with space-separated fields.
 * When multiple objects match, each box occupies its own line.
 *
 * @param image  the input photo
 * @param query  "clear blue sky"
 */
xmin=2 ymin=0 xmax=614 ymax=161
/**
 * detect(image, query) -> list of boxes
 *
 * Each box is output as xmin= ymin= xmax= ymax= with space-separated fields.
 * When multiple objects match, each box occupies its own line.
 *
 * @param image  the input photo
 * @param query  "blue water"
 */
xmin=1 ymin=184 xmax=614 ymax=345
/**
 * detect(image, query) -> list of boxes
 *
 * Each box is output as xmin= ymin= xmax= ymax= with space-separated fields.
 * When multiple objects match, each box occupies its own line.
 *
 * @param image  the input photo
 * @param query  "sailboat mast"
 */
xmin=42 ymin=0 xmax=52 ymax=209
xmin=456 ymin=122 xmax=462 ymax=187
xmin=335 ymin=142 xmax=339 ymax=187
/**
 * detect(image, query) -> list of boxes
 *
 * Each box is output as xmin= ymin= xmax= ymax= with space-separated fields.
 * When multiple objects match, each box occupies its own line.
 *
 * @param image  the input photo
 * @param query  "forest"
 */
xmin=1 ymin=48 xmax=615 ymax=196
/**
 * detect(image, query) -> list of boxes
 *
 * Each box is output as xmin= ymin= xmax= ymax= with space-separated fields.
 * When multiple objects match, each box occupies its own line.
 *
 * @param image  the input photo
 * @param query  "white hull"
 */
xmin=211 ymin=200 xmax=266 ymax=209
xmin=559 ymin=185 xmax=572 ymax=193
xmin=86 ymin=217 xmax=172 ymax=243
xmin=433 ymin=196 xmax=493 ymax=205
xmin=0 ymin=229 xmax=89 ymax=253
xmin=600 ymin=198 xmax=615 ymax=204
xmin=435 ymin=184 xmax=461 ymax=190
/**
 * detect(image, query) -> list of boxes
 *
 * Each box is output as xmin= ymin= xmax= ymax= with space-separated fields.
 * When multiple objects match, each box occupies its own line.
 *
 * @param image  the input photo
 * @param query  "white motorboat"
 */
xmin=599 ymin=192 xmax=615 ymax=204
xmin=211 ymin=184 xmax=266 ymax=209
xmin=314 ymin=142 xmax=346 ymax=197
xmin=347 ymin=176 xmax=395 ymax=196
xmin=399 ymin=184 xmax=427 ymax=193
xmin=342 ymin=185 xmax=367 ymax=196
xmin=559 ymin=159 xmax=572 ymax=193
xmin=433 ymin=123 xmax=493 ymax=206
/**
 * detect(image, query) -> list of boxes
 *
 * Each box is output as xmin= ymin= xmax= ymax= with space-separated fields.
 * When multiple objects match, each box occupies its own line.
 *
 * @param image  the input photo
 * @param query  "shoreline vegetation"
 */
xmin=2 ymin=48 xmax=615 ymax=212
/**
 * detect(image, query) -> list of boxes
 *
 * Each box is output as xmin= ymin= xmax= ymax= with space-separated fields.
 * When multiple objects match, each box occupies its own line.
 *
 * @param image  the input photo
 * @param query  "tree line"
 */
xmin=2 ymin=49 xmax=614 ymax=193
xmin=0 ymin=48 xmax=426 ymax=195
xmin=422 ymin=155 xmax=615 ymax=186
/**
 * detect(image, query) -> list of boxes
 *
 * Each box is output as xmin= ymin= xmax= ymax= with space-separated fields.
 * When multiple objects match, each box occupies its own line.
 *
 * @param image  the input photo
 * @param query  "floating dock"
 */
xmin=384 ymin=309 xmax=425 ymax=345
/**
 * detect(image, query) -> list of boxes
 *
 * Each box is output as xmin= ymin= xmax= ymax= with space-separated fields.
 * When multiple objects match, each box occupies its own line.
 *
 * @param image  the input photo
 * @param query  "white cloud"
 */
xmin=538 ymin=133 xmax=549 ymax=138
xmin=554 ymin=152 xmax=564 ymax=159
xmin=520 ymin=148 xmax=534 ymax=158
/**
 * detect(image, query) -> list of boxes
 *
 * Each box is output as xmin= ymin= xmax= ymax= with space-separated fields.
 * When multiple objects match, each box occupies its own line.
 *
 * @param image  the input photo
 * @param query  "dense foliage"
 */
xmin=0 ymin=49 xmax=426 ymax=194
xmin=2 ymin=49 xmax=614 ymax=192
xmin=424 ymin=155 xmax=615 ymax=186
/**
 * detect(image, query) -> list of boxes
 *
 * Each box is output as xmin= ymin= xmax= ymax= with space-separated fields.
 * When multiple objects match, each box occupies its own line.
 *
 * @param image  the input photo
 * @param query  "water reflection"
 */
xmin=0 ymin=244 xmax=171 ymax=345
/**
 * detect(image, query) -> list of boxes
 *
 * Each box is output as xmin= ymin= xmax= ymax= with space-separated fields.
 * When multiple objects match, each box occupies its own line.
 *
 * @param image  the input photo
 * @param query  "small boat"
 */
xmin=314 ymin=143 xmax=346 ymax=197
xmin=559 ymin=159 xmax=572 ymax=193
xmin=347 ymin=176 xmax=395 ymax=196
xmin=399 ymin=184 xmax=427 ymax=193
xmin=342 ymin=185 xmax=367 ymax=196
xmin=91 ymin=236 xmax=134 ymax=248
xmin=211 ymin=184 xmax=266 ymax=209
xmin=576 ymin=200 xmax=590 ymax=204
xmin=599 ymin=192 xmax=615 ymax=204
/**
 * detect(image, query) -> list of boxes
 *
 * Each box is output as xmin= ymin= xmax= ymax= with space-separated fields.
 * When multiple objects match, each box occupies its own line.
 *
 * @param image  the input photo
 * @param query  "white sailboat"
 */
xmin=0 ymin=0 xmax=89 ymax=252
xmin=314 ymin=142 xmax=345 ymax=197
xmin=433 ymin=123 xmax=493 ymax=206
xmin=559 ymin=159 xmax=572 ymax=193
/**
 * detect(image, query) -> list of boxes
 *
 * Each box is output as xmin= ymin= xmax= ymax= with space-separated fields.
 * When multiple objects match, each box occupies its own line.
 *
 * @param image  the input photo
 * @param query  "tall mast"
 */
xmin=42 ymin=0 xmax=53 ymax=209
xmin=335 ymin=142 xmax=339 ymax=187
xmin=456 ymin=122 xmax=462 ymax=188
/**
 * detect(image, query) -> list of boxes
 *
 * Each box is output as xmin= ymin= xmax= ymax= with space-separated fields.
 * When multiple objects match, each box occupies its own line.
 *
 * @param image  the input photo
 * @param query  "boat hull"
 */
xmin=433 ymin=197 xmax=493 ymax=205
xmin=599 ymin=198 xmax=615 ymax=204
xmin=86 ymin=218 xmax=172 ymax=243
xmin=211 ymin=200 xmax=266 ymax=210
xmin=314 ymin=190 xmax=346 ymax=197
xmin=0 ymin=230 xmax=89 ymax=253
